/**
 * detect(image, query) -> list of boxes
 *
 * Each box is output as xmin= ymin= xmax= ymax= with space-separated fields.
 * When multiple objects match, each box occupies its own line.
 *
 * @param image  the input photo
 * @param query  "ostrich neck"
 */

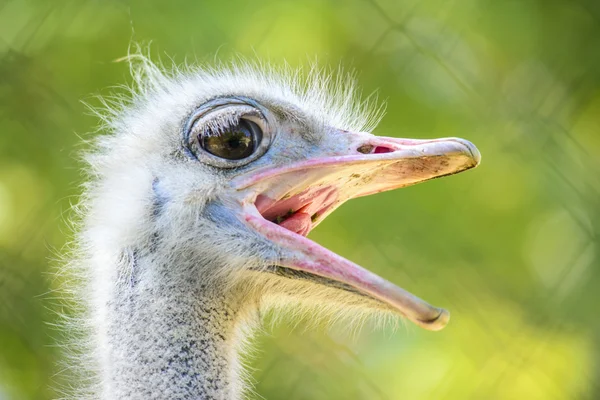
xmin=96 ymin=250 xmax=251 ymax=400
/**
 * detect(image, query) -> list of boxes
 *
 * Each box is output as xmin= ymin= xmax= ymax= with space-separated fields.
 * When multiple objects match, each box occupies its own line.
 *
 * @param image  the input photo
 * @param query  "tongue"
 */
xmin=280 ymin=212 xmax=312 ymax=236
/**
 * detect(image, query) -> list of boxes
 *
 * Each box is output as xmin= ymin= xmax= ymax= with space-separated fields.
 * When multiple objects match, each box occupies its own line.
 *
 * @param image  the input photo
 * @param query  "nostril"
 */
xmin=356 ymin=144 xmax=395 ymax=154
xmin=356 ymin=144 xmax=374 ymax=154
xmin=374 ymin=146 xmax=394 ymax=154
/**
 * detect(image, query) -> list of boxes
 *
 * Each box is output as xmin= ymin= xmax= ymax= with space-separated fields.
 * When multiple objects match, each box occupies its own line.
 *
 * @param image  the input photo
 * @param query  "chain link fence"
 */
xmin=1 ymin=0 xmax=599 ymax=398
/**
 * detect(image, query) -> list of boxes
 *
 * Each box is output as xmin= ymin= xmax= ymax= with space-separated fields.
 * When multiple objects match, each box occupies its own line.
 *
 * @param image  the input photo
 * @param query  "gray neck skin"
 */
xmin=99 ymin=250 xmax=250 ymax=400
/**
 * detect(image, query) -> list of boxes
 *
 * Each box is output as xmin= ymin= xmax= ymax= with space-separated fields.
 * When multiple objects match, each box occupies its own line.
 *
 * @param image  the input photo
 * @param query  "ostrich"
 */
xmin=68 ymin=57 xmax=480 ymax=400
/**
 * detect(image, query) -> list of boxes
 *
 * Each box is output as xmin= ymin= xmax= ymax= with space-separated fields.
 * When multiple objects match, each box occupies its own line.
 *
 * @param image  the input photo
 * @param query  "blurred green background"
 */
xmin=1 ymin=0 xmax=599 ymax=399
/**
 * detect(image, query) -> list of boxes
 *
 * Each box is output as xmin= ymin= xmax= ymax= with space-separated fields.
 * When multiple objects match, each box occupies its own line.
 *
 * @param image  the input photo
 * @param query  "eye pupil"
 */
xmin=200 ymin=119 xmax=262 ymax=160
xmin=228 ymin=136 xmax=243 ymax=148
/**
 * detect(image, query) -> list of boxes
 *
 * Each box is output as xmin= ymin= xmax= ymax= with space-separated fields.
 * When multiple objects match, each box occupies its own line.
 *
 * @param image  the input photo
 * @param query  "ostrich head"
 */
xmin=78 ymin=57 xmax=480 ymax=399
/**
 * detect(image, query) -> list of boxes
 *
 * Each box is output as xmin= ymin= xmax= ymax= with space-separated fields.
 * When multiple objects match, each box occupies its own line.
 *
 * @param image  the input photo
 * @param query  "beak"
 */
xmin=231 ymin=132 xmax=480 ymax=331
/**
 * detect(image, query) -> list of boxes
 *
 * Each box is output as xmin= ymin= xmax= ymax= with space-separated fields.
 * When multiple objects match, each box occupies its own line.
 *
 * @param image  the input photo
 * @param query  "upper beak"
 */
xmin=231 ymin=132 xmax=480 ymax=331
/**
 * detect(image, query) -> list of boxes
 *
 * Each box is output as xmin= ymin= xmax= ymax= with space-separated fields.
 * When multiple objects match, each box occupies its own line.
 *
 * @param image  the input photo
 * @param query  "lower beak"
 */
xmin=233 ymin=133 xmax=480 ymax=330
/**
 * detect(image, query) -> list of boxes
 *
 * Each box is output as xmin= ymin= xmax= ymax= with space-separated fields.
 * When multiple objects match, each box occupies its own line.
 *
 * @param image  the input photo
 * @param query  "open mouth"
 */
xmin=235 ymin=134 xmax=481 ymax=331
xmin=255 ymin=187 xmax=368 ymax=295
xmin=255 ymin=186 xmax=339 ymax=237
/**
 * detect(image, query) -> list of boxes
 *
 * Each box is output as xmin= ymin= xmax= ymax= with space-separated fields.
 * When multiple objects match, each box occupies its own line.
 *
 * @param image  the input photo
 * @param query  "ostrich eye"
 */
xmin=200 ymin=119 xmax=262 ymax=160
xmin=186 ymin=99 xmax=272 ymax=168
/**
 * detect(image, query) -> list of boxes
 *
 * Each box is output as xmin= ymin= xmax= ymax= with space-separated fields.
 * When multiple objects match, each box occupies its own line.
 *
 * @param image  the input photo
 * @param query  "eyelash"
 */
xmin=198 ymin=113 xmax=242 ymax=139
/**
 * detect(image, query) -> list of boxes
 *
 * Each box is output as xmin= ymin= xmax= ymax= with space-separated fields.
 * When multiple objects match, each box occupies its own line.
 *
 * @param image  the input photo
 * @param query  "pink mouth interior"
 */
xmin=374 ymin=146 xmax=394 ymax=154
xmin=255 ymin=186 xmax=339 ymax=237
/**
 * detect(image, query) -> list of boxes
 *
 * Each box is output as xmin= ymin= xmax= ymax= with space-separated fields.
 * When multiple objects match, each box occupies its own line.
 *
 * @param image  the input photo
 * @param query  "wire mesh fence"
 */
xmin=1 ymin=0 xmax=599 ymax=398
